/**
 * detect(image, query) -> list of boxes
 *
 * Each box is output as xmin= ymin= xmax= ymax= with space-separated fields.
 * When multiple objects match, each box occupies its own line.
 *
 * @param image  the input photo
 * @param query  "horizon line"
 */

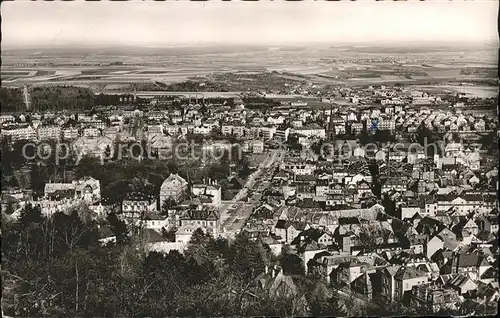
xmin=3 ymin=39 xmax=498 ymax=51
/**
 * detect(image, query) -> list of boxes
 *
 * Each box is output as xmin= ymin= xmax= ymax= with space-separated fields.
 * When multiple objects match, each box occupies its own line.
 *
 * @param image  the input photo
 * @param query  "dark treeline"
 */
xmin=0 ymin=87 xmax=147 ymax=112
xmin=0 ymin=86 xmax=241 ymax=113
xmin=94 ymin=93 xmax=137 ymax=106
xmin=131 ymin=80 xmax=233 ymax=92
xmin=242 ymin=96 xmax=282 ymax=110
xmin=0 ymin=86 xmax=95 ymax=112
xmin=0 ymin=87 xmax=24 ymax=112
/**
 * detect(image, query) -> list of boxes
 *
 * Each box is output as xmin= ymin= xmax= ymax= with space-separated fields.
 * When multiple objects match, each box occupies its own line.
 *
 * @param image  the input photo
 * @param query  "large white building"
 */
xmin=159 ymin=173 xmax=188 ymax=206
xmin=37 ymin=125 xmax=61 ymax=140
xmin=425 ymin=192 xmax=497 ymax=216
xmin=1 ymin=125 xmax=36 ymax=141
xmin=44 ymin=176 xmax=101 ymax=203
xmin=62 ymin=127 xmax=80 ymax=140
xmin=292 ymin=123 xmax=326 ymax=139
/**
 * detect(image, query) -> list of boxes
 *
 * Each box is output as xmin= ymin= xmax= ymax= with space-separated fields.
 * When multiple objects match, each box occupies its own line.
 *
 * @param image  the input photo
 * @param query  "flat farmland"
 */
xmin=81 ymin=69 xmax=134 ymax=75
xmin=415 ymin=85 xmax=498 ymax=98
xmin=2 ymin=71 xmax=33 ymax=76
xmin=1 ymin=44 xmax=497 ymax=90
xmin=136 ymin=70 xmax=172 ymax=75
xmin=425 ymin=68 xmax=462 ymax=78
xmin=380 ymin=75 xmax=407 ymax=80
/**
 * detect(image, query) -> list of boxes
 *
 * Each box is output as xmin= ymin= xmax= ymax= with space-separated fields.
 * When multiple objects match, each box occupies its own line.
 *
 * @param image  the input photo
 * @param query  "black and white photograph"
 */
xmin=1 ymin=0 xmax=498 ymax=316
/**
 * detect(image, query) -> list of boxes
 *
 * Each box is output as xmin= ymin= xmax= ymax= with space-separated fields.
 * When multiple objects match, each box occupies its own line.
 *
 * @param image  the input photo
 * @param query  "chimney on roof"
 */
xmin=271 ymin=264 xmax=283 ymax=278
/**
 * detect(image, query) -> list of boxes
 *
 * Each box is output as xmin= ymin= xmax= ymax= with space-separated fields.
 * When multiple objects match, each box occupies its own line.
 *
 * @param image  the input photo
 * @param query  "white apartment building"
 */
xmin=62 ymin=127 xmax=80 ymax=140
xmin=1 ymin=125 xmax=36 ymax=141
xmin=37 ymin=125 xmax=61 ymax=140
xmin=83 ymin=127 xmax=101 ymax=138
xmin=292 ymin=124 xmax=326 ymax=138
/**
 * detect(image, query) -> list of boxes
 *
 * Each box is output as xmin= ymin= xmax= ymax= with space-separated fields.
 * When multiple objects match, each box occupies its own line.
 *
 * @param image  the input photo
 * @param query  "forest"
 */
xmin=0 ymin=87 xmax=95 ymax=112
xmin=0 ymin=87 xmax=150 ymax=112
xmin=1 ymin=204 xmax=419 ymax=317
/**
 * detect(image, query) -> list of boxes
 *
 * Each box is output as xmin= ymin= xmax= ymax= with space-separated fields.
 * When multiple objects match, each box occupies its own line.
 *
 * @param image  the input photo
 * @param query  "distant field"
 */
xmin=35 ymin=70 xmax=56 ymax=76
xmin=81 ymin=69 xmax=117 ymax=75
xmin=55 ymin=70 xmax=82 ymax=76
xmin=410 ymin=75 xmax=431 ymax=80
xmin=349 ymin=77 xmax=382 ymax=81
xmin=349 ymin=72 xmax=380 ymax=78
xmin=416 ymin=85 xmax=498 ymax=98
xmin=380 ymin=75 xmax=405 ymax=80
xmin=425 ymin=69 xmax=462 ymax=78
xmin=136 ymin=70 xmax=171 ymax=75
xmin=111 ymin=70 xmax=133 ymax=74
xmin=2 ymin=71 xmax=32 ymax=75
xmin=2 ymin=44 xmax=496 ymax=90
xmin=106 ymin=76 xmax=157 ymax=80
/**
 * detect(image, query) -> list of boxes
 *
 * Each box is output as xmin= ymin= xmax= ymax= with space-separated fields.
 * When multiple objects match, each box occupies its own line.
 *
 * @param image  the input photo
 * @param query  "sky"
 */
xmin=2 ymin=0 xmax=498 ymax=48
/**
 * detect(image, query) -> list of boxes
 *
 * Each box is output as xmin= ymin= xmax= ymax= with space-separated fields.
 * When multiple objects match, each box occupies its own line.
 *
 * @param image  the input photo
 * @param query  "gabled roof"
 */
xmin=395 ymin=266 xmax=427 ymax=280
xmin=438 ymin=274 xmax=456 ymax=285
xmin=160 ymin=173 xmax=188 ymax=190
xmin=273 ymin=171 xmax=289 ymax=180
xmin=291 ymin=228 xmax=329 ymax=245
xmin=338 ymin=217 xmax=360 ymax=225
xmin=480 ymin=267 xmax=497 ymax=280
xmin=300 ymin=240 xmax=326 ymax=252
xmin=275 ymin=219 xmax=287 ymax=229
xmin=447 ymin=273 xmax=476 ymax=289
xmin=463 ymin=219 xmax=479 ymax=229
xmin=385 ymin=265 xmax=402 ymax=277
xmin=290 ymin=221 xmax=308 ymax=231
xmin=457 ymin=253 xmax=488 ymax=268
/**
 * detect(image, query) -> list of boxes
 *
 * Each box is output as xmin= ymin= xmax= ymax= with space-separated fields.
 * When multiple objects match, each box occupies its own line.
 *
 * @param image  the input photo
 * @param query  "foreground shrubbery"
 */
xmin=1 ymin=205 xmax=313 ymax=316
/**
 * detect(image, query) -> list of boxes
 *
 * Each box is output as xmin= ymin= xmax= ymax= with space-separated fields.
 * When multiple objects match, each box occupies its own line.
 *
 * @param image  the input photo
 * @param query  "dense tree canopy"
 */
xmin=0 ymin=86 xmax=96 ymax=112
xmin=2 ymin=204 xmax=321 ymax=316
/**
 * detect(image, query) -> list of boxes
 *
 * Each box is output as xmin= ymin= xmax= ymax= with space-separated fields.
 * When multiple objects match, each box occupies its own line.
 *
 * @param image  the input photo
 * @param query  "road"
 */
xmin=218 ymin=149 xmax=284 ymax=238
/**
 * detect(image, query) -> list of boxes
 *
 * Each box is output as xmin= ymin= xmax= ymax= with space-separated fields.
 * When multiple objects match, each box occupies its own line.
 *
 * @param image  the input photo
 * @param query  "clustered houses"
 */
xmin=19 ymin=176 xmax=104 ymax=217
xmin=238 ymin=89 xmax=497 ymax=312
xmin=1 ymin=89 xmax=496 ymax=160
xmin=2 ymin=85 xmax=498 ymax=313
xmin=122 ymin=174 xmax=223 ymax=246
